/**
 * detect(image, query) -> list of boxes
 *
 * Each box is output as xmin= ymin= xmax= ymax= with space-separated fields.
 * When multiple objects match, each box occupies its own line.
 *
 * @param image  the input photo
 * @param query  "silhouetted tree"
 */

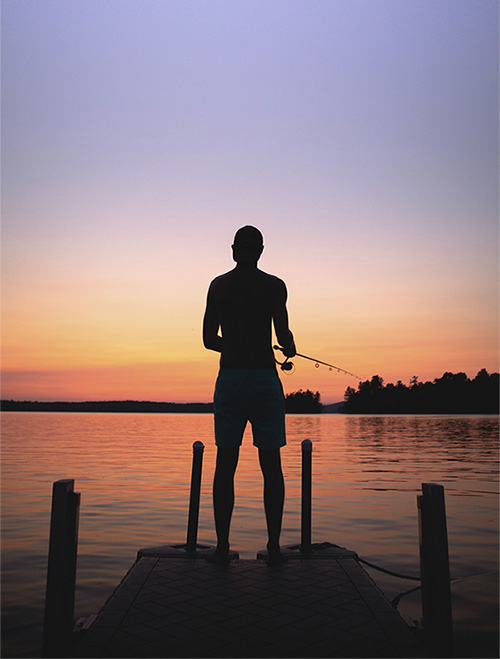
xmin=285 ymin=389 xmax=322 ymax=413
xmin=343 ymin=370 xmax=499 ymax=414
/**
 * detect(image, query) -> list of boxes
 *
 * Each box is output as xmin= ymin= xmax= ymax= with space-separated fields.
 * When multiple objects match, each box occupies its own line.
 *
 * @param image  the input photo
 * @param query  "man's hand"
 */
xmin=281 ymin=333 xmax=296 ymax=358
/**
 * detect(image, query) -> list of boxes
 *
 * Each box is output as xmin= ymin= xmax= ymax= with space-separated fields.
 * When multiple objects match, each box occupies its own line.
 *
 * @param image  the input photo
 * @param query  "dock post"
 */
xmin=186 ymin=441 xmax=204 ymax=552
xmin=300 ymin=439 xmax=313 ymax=553
xmin=43 ymin=479 xmax=80 ymax=658
xmin=417 ymin=482 xmax=453 ymax=657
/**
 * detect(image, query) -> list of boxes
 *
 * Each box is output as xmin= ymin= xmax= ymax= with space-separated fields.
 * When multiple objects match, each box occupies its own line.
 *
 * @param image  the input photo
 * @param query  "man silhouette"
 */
xmin=203 ymin=226 xmax=296 ymax=565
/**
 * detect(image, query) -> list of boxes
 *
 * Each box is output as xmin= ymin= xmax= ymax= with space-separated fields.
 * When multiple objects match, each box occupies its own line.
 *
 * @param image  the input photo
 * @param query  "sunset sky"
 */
xmin=2 ymin=0 xmax=498 ymax=404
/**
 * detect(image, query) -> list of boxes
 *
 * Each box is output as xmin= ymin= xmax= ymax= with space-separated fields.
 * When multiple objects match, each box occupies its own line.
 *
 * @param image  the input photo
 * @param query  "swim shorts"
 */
xmin=214 ymin=369 xmax=286 ymax=449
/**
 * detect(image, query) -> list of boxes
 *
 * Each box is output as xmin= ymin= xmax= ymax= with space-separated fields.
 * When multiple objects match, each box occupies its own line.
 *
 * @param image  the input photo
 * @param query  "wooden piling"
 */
xmin=418 ymin=482 xmax=453 ymax=657
xmin=300 ymin=439 xmax=312 ymax=553
xmin=185 ymin=441 xmax=204 ymax=552
xmin=43 ymin=479 xmax=80 ymax=658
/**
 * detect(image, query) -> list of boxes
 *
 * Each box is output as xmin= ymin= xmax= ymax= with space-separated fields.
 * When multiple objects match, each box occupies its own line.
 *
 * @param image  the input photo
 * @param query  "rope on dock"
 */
xmin=358 ymin=557 xmax=496 ymax=584
xmin=357 ymin=557 xmax=421 ymax=581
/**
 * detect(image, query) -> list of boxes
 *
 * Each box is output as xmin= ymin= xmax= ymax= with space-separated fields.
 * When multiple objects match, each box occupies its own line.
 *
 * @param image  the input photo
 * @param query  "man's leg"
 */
xmin=258 ymin=447 xmax=286 ymax=564
xmin=209 ymin=446 xmax=240 ymax=563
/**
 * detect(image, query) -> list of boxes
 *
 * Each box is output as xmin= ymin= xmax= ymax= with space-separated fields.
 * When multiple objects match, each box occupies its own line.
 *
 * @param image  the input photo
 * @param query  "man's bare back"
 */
xmin=204 ymin=267 xmax=290 ymax=369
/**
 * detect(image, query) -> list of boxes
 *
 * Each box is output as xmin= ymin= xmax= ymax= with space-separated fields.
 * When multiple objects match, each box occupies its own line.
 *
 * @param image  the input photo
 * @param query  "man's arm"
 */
xmin=273 ymin=281 xmax=296 ymax=357
xmin=203 ymin=285 xmax=223 ymax=353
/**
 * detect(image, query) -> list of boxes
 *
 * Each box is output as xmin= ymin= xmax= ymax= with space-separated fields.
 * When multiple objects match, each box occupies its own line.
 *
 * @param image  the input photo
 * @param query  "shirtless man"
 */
xmin=203 ymin=225 xmax=296 ymax=566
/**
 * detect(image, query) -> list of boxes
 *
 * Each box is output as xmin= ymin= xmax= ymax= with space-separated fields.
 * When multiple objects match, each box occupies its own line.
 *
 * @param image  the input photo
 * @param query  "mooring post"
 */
xmin=43 ymin=479 xmax=81 ymax=658
xmin=300 ymin=439 xmax=313 ymax=553
xmin=186 ymin=441 xmax=205 ymax=552
xmin=417 ymin=482 xmax=453 ymax=657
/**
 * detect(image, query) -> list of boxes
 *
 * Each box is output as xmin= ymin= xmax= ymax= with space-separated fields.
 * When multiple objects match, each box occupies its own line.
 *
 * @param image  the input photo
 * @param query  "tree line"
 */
xmin=343 ymin=369 xmax=499 ymax=414
xmin=3 ymin=371 xmax=497 ymax=415
xmin=285 ymin=389 xmax=323 ymax=413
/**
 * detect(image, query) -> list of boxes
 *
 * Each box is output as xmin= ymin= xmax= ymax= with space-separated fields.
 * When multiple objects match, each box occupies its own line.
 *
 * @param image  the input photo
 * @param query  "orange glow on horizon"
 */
xmin=2 ymin=225 xmax=498 ymax=405
xmin=2 ymin=347 xmax=498 ymax=405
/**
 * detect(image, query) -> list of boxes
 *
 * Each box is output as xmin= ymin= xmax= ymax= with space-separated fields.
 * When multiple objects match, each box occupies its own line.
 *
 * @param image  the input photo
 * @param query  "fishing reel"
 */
xmin=279 ymin=359 xmax=295 ymax=373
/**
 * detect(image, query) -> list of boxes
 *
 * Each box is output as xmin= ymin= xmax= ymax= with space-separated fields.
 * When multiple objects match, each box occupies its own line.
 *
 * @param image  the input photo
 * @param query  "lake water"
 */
xmin=1 ymin=413 xmax=498 ymax=658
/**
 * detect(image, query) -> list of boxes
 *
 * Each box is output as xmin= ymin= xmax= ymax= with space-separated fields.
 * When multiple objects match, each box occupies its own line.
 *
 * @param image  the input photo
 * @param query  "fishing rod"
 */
xmin=273 ymin=345 xmax=361 ymax=380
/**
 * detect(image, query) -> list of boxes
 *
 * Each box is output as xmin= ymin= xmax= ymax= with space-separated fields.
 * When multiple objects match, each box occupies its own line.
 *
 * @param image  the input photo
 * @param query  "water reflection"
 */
xmin=342 ymin=416 xmax=499 ymax=477
xmin=1 ymin=413 xmax=498 ymax=658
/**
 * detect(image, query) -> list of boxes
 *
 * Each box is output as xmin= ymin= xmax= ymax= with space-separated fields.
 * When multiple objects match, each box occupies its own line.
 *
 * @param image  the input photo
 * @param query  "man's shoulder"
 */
xmin=257 ymin=270 xmax=286 ymax=288
xmin=209 ymin=270 xmax=233 ymax=288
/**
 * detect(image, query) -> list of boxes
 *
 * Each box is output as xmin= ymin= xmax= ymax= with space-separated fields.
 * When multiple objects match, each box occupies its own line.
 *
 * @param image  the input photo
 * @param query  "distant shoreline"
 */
xmin=0 ymin=400 xmax=214 ymax=413
xmin=0 ymin=400 xmax=345 ymax=414
xmin=3 ymin=400 xmax=498 ymax=415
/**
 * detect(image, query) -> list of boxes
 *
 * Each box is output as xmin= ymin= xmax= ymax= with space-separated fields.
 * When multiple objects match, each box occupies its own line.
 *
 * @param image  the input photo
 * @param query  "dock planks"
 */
xmin=72 ymin=544 xmax=425 ymax=658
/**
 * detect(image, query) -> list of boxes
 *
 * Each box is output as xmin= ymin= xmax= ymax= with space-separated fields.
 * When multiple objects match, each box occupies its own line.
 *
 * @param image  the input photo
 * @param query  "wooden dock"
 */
xmin=71 ymin=543 xmax=426 ymax=658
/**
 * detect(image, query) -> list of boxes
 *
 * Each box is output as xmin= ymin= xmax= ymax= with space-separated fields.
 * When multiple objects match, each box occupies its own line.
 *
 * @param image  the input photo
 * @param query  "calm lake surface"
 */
xmin=1 ymin=413 xmax=498 ymax=658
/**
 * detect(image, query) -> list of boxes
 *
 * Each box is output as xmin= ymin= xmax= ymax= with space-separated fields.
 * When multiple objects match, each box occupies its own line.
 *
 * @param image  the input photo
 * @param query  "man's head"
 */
xmin=232 ymin=226 xmax=264 ymax=264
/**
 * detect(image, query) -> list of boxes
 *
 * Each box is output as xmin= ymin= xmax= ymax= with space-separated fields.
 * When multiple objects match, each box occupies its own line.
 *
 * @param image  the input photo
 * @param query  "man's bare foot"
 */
xmin=266 ymin=546 xmax=288 ymax=566
xmin=205 ymin=548 xmax=230 ymax=565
